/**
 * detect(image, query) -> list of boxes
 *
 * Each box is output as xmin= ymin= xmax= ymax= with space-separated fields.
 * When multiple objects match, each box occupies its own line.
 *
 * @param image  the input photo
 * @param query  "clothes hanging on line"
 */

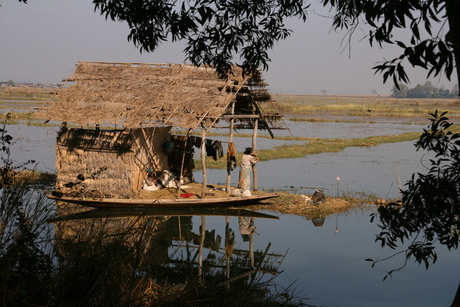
xmin=205 ymin=139 xmax=224 ymax=161
xmin=191 ymin=136 xmax=202 ymax=148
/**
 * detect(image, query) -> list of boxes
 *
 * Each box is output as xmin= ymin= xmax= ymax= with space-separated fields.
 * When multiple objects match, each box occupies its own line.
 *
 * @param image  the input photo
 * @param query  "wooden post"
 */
xmin=201 ymin=128 xmax=207 ymax=198
xmin=177 ymin=131 xmax=190 ymax=199
xmin=252 ymin=118 xmax=258 ymax=191
xmin=226 ymin=102 xmax=235 ymax=193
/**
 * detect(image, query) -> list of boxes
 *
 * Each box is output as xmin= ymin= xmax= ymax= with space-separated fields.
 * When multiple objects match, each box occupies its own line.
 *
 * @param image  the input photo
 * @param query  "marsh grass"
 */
xmin=289 ymin=117 xmax=355 ymax=123
xmin=246 ymin=191 xmax=376 ymax=220
xmin=272 ymin=94 xmax=460 ymax=118
xmin=1 ymin=111 xmax=35 ymax=120
xmin=0 ymin=87 xmax=56 ymax=101
xmin=196 ymin=131 xmax=425 ymax=169
xmin=288 ymin=117 xmax=424 ymax=125
xmin=11 ymin=169 xmax=56 ymax=185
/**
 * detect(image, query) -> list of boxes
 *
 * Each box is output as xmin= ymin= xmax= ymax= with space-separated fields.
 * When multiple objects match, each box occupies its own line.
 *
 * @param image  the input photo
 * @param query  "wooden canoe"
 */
xmin=47 ymin=192 xmax=279 ymax=209
xmin=47 ymin=207 xmax=279 ymax=223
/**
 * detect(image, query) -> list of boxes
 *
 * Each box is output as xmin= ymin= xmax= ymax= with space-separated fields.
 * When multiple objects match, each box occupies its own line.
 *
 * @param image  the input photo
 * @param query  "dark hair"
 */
xmin=244 ymin=147 xmax=252 ymax=154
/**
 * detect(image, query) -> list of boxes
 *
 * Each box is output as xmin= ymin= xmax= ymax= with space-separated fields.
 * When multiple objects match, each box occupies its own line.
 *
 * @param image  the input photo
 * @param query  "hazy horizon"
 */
xmin=1 ymin=1 xmax=457 ymax=96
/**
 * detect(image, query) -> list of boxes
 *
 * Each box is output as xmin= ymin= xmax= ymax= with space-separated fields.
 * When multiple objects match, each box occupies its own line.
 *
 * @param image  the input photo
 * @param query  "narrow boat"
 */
xmin=47 ymin=192 xmax=279 ymax=209
xmin=47 ymin=207 xmax=279 ymax=223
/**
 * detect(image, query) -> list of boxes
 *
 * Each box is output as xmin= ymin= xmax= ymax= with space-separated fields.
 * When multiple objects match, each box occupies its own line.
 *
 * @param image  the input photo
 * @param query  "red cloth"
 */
xmin=180 ymin=193 xmax=195 ymax=198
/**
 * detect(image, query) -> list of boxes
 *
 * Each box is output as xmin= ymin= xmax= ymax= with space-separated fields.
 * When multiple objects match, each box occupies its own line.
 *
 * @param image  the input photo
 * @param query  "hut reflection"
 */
xmin=51 ymin=203 xmax=287 ymax=302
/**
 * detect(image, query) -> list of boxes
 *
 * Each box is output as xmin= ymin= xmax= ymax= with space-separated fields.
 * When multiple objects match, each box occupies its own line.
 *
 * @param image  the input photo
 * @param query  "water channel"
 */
xmin=5 ymin=117 xmax=459 ymax=306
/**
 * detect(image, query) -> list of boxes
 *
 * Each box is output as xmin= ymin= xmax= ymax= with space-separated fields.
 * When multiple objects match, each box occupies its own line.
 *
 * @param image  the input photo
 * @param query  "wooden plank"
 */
xmin=220 ymin=115 xmax=261 ymax=119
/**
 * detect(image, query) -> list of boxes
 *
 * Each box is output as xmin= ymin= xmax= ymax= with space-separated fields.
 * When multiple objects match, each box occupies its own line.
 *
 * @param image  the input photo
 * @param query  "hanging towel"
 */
xmin=227 ymin=142 xmax=236 ymax=162
xmin=227 ymin=142 xmax=237 ymax=170
xmin=212 ymin=140 xmax=224 ymax=160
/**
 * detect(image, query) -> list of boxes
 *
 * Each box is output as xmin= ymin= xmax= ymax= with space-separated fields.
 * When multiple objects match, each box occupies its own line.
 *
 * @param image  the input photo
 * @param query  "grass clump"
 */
xmin=247 ymin=192 xmax=367 ymax=217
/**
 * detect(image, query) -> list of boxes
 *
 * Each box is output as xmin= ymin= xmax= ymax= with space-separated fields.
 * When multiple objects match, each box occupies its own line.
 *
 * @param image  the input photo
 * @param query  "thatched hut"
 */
xmin=34 ymin=61 xmax=287 ymax=199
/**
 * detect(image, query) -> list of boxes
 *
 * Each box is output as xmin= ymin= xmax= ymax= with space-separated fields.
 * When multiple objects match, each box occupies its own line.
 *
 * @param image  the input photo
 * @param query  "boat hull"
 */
xmin=47 ymin=193 xmax=279 ymax=209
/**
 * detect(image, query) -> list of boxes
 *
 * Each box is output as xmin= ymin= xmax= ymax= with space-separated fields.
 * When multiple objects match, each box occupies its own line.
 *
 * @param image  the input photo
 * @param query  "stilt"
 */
xmin=226 ymin=102 xmax=235 ymax=193
xmin=201 ymin=128 xmax=207 ymax=198
xmin=252 ymin=119 xmax=258 ymax=191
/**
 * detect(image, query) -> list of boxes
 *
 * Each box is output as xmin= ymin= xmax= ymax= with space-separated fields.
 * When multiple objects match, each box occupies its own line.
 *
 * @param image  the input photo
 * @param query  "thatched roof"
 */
xmin=34 ymin=61 xmax=275 ymax=130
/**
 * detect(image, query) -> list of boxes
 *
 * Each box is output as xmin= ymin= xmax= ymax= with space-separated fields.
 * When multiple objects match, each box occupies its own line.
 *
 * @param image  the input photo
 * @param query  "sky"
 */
xmin=0 ymin=0 xmax=457 ymax=95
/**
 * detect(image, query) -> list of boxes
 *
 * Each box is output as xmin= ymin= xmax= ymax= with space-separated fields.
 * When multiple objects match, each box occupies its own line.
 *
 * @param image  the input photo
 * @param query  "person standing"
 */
xmin=238 ymin=147 xmax=258 ymax=196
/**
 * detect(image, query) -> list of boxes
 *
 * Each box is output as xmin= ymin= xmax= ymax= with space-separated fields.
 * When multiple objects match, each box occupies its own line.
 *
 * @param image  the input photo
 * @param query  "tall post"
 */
xmin=177 ymin=131 xmax=190 ymax=198
xmin=201 ymin=128 xmax=207 ymax=198
xmin=252 ymin=118 xmax=258 ymax=191
xmin=226 ymin=102 xmax=235 ymax=193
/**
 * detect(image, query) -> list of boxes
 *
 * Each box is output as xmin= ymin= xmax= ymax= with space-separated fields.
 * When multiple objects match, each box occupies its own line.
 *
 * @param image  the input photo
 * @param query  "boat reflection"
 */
xmin=48 ymin=205 xmax=296 ymax=305
xmin=47 ymin=207 xmax=279 ymax=222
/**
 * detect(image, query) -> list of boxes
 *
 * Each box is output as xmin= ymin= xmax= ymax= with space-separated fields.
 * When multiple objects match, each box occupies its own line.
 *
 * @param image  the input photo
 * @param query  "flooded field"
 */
xmin=4 ymin=113 xmax=458 ymax=306
xmin=8 ymin=114 xmax=431 ymax=200
xmin=8 ymin=116 xmax=429 ymax=199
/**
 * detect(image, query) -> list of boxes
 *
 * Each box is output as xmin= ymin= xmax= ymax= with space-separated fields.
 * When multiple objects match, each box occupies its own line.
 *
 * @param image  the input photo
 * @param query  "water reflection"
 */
xmin=50 ymin=205 xmax=302 ymax=305
xmin=50 ymin=205 xmax=458 ymax=307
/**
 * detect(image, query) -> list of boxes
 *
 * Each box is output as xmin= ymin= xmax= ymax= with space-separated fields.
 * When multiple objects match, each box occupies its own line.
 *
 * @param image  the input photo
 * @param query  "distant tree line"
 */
xmin=392 ymin=81 xmax=459 ymax=98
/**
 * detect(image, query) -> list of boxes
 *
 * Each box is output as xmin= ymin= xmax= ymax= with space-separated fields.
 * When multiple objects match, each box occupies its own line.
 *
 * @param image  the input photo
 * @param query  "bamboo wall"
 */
xmin=55 ymin=126 xmax=171 ymax=198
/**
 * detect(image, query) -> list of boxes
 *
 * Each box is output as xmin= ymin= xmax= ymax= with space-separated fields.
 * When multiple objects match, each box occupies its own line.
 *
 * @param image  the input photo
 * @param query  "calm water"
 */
xmin=191 ymin=211 xmax=460 ymax=307
xmin=5 ymin=119 xmax=459 ymax=306
xmin=194 ymin=140 xmax=432 ymax=200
